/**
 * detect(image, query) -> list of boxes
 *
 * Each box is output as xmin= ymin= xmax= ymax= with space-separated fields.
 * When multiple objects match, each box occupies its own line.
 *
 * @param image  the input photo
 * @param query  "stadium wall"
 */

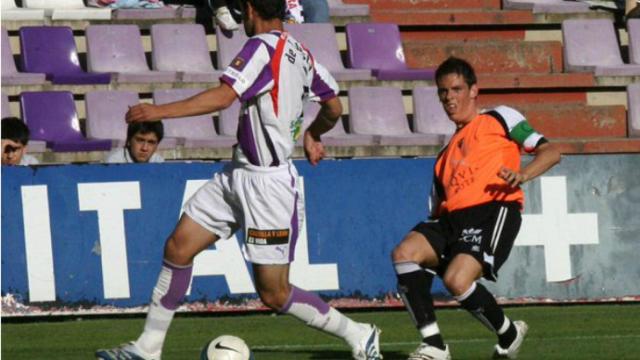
xmin=2 ymin=155 xmax=639 ymax=316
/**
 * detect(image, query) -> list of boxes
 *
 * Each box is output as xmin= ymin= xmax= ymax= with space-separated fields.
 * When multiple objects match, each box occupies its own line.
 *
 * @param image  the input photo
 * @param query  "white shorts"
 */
xmin=184 ymin=161 xmax=304 ymax=265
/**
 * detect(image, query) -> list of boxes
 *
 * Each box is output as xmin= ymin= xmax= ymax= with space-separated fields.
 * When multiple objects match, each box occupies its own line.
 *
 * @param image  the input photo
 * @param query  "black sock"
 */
xmin=395 ymin=262 xmax=445 ymax=350
xmin=457 ymin=282 xmax=516 ymax=348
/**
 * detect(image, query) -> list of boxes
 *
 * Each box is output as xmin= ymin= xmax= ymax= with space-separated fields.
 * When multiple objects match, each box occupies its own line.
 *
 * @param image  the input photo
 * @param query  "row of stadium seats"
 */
xmin=1 ymin=0 xmax=368 ymax=21
xmin=4 ymin=18 xmax=639 ymax=90
xmin=2 ymin=86 xmax=458 ymax=153
xmin=1 ymin=22 xmax=436 ymax=86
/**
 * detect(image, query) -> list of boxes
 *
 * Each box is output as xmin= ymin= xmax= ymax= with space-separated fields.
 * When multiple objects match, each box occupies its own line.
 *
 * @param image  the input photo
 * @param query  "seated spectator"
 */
xmin=1 ymin=117 xmax=39 ymax=166
xmin=88 ymin=0 xmax=166 ymax=9
xmin=105 ymin=122 xmax=165 ymax=163
xmin=213 ymin=0 xmax=241 ymax=30
xmin=300 ymin=0 xmax=329 ymax=23
xmin=285 ymin=0 xmax=305 ymax=23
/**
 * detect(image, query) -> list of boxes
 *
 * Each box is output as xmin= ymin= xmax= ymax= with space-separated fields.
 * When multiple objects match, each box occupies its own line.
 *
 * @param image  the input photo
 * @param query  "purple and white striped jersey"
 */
xmin=220 ymin=30 xmax=339 ymax=167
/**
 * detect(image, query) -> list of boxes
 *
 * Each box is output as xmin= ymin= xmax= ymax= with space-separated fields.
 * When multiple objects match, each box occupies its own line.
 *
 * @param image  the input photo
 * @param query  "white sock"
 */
xmin=282 ymin=286 xmax=369 ymax=348
xmin=135 ymin=262 xmax=192 ymax=356
xmin=136 ymin=302 xmax=174 ymax=356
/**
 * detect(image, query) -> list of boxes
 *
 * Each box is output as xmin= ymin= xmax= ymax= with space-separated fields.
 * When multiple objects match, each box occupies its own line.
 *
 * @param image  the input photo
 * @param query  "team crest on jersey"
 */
xmin=231 ymin=56 xmax=246 ymax=70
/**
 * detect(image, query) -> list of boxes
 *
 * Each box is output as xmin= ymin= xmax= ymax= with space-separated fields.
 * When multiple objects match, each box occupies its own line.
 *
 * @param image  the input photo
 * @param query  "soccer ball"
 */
xmin=200 ymin=335 xmax=253 ymax=360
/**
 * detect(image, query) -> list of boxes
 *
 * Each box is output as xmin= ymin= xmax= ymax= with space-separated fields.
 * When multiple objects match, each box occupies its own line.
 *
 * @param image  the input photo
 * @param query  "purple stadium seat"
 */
xmin=151 ymin=24 xmax=222 ymax=83
xmin=298 ymin=101 xmax=376 ymax=146
xmin=112 ymin=6 xmax=176 ymax=20
xmin=19 ymin=26 xmax=111 ymax=85
xmin=216 ymin=26 xmax=249 ymax=72
xmin=218 ymin=99 xmax=241 ymax=137
xmin=86 ymin=25 xmax=177 ymax=83
xmin=327 ymin=0 xmax=369 ymax=17
xmin=153 ymin=89 xmax=235 ymax=148
xmin=346 ymin=23 xmax=435 ymax=81
xmin=349 ymin=87 xmax=441 ymax=146
xmin=629 ymin=19 xmax=640 ymax=65
xmin=284 ymin=23 xmax=372 ymax=81
xmin=1 ymin=27 xmax=46 ymax=85
xmin=85 ymin=90 xmax=179 ymax=149
xmin=628 ymin=83 xmax=640 ymax=137
xmin=562 ymin=19 xmax=640 ymax=76
xmin=413 ymin=87 xmax=455 ymax=143
xmin=2 ymin=92 xmax=47 ymax=152
xmin=1 ymin=92 xmax=10 ymax=118
xmin=20 ymin=91 xmax=112 ymax=152
xmin=502 ymin=0 xmax=589 ymax=13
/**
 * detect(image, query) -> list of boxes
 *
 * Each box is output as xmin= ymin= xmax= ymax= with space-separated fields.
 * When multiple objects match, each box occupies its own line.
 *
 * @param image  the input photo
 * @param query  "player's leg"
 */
xmin=391 ymin=223 xmax=451 ymax=359
xmin=239 ymin=164 xmax=380 ymax=359
xmin=252 ymin=263 xmax=381 ymax=360
xmin=134 ymin=214 xmax=219 ymax=356
xmin=96 ymin=214 xmax=219 ymax=360
xmin=97 ymin=168 xmax=238 ymax=360
xmin=443 ymin=202 xmax=526 ymax=359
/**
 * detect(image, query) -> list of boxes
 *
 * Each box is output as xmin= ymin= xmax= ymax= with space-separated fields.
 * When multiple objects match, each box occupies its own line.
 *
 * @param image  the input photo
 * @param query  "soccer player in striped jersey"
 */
xmin=95 ymin=0 xmax=381 ymax=359
xmin=391 ymin=57 xmax=560 ymax=360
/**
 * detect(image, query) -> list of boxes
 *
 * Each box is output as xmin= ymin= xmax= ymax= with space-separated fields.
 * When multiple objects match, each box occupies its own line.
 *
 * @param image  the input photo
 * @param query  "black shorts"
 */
xmin=412 ymin=201 xmax=522 ymax=281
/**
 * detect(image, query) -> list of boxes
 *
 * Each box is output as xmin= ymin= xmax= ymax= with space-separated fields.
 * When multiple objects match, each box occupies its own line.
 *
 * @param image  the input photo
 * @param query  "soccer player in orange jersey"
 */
xmin=392 ymin=57 xmax=560 ymax=360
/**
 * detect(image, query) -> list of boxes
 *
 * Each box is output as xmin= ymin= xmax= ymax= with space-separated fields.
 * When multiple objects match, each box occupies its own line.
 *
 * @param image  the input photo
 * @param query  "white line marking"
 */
xmin=248 ymin=334 xmax=640 ymax=351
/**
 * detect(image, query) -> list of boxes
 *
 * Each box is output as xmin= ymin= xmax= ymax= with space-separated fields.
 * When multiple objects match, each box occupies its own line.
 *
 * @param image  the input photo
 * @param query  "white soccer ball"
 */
xmin=200 ymin=335 xmax=253 ymax=360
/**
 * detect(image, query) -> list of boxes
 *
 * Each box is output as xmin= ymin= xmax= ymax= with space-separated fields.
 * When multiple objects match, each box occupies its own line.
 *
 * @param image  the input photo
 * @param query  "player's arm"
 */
xmin=303 ymin=97 xmax=342 ymax=166
xmin=126 ymin=83 xmax=238 ymax=123
xmin=499 ymin=141 xmax=560 ymax=187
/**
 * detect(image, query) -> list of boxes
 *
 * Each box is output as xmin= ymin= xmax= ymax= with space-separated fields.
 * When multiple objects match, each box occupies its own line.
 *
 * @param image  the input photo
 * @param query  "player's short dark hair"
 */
xmin=126 ymin=121 xmax=164 ymax=144
xmin=1 ymin=117 xmax=30 ymax=145
xmin=435 ymin=57 xmax=477 ymax=88
xmin=239 ymin=0 xmax=286 ymax=21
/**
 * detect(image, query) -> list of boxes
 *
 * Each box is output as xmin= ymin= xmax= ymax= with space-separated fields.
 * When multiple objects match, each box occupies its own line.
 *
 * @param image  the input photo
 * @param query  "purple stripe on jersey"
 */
xmin=160 ymin=261 xmax=192 ymax=310
xmin=311 ymin=71 xmax=337 ymax=102
xmin=282 ymin=285 xmax=330 ymax=315
xmin=289 ymin=191 xmax=300 ymax=262
xmin=228 ymin=38 xmax=264 ymax=71
xmin=237 ymin=113 xmax=261 ymax=166
xmin=220 ymin=74 xmax=236 ymax=88
xmin=239 ymin=66 xmax=274 ymax=102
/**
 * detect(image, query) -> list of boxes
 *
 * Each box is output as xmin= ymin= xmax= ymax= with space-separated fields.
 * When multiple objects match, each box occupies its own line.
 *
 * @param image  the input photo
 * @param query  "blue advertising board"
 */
xmin=1 ymin=159 xmax=440 ymax=314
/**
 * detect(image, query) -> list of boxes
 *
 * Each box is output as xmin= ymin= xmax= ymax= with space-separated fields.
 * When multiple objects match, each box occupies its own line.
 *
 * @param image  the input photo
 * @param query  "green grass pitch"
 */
xmin=2 ymin=304 xmax=639 ymax=359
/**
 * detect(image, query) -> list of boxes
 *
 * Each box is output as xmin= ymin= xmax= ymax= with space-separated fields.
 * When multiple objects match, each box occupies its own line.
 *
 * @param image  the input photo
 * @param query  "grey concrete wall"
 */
xmin=487 ymin=154 xmax=640 ymax=301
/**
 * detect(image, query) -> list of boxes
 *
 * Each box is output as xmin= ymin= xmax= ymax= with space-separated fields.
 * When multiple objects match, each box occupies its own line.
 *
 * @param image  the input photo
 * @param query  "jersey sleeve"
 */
xmin=307 ymin=60 xmax=339 ymax=102
xmin=485 ymin=105 xmax=547 ymax=153
xmin=220 ymin=38 xmax=274 ymax=102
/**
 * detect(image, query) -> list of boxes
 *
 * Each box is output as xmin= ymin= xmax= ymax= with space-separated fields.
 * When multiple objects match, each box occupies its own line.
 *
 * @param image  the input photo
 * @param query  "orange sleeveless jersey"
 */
xmin=435 ymin=113 xmax=524 ymax=214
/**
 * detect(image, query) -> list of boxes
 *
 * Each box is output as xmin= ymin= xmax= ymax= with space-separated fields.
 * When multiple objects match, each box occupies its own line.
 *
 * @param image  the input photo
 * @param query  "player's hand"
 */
xmin=498 ymin=166 xmax=528 ymax=188
xmin=126 ymin=104 xmax=163 ymax=123
xmin=303 ymin=130 xmax=325 ymax=166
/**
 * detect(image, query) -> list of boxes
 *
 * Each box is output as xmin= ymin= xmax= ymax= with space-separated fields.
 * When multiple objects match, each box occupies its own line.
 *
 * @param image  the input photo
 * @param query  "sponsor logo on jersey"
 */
xmin=460 ymin=228 xmax=482 ymax=244
xmin=247 ymin=228 xmax=290 ymax=245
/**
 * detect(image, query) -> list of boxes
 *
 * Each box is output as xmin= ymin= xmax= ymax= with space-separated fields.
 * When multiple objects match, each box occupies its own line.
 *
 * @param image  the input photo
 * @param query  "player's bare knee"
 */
xmin=163 ymin=236 xmax=191 ymax=265
xmin=257 ymin=287 xmax=289 ymax=311
xmin=392 ymin=241 xmax=420 ymax=263
xmin=443 ymin=272 xmax=472 ymax=297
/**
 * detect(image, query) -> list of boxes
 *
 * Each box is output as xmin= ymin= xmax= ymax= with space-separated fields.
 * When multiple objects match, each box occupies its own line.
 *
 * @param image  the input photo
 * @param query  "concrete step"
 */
xmin=404 ymin=40 xmax=563 ymax=74
xmin=344 ymin=0 xmax=501 ymax=10
xmin=553 ymin=138 xmax=640 ymax=154
xmin=476 ymin=73 xmax=596 ymax=89
xmin=481 ymin=103 xmax=628 ymax=138
xmin=370 ymin=8 xmax=612 ymax=25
